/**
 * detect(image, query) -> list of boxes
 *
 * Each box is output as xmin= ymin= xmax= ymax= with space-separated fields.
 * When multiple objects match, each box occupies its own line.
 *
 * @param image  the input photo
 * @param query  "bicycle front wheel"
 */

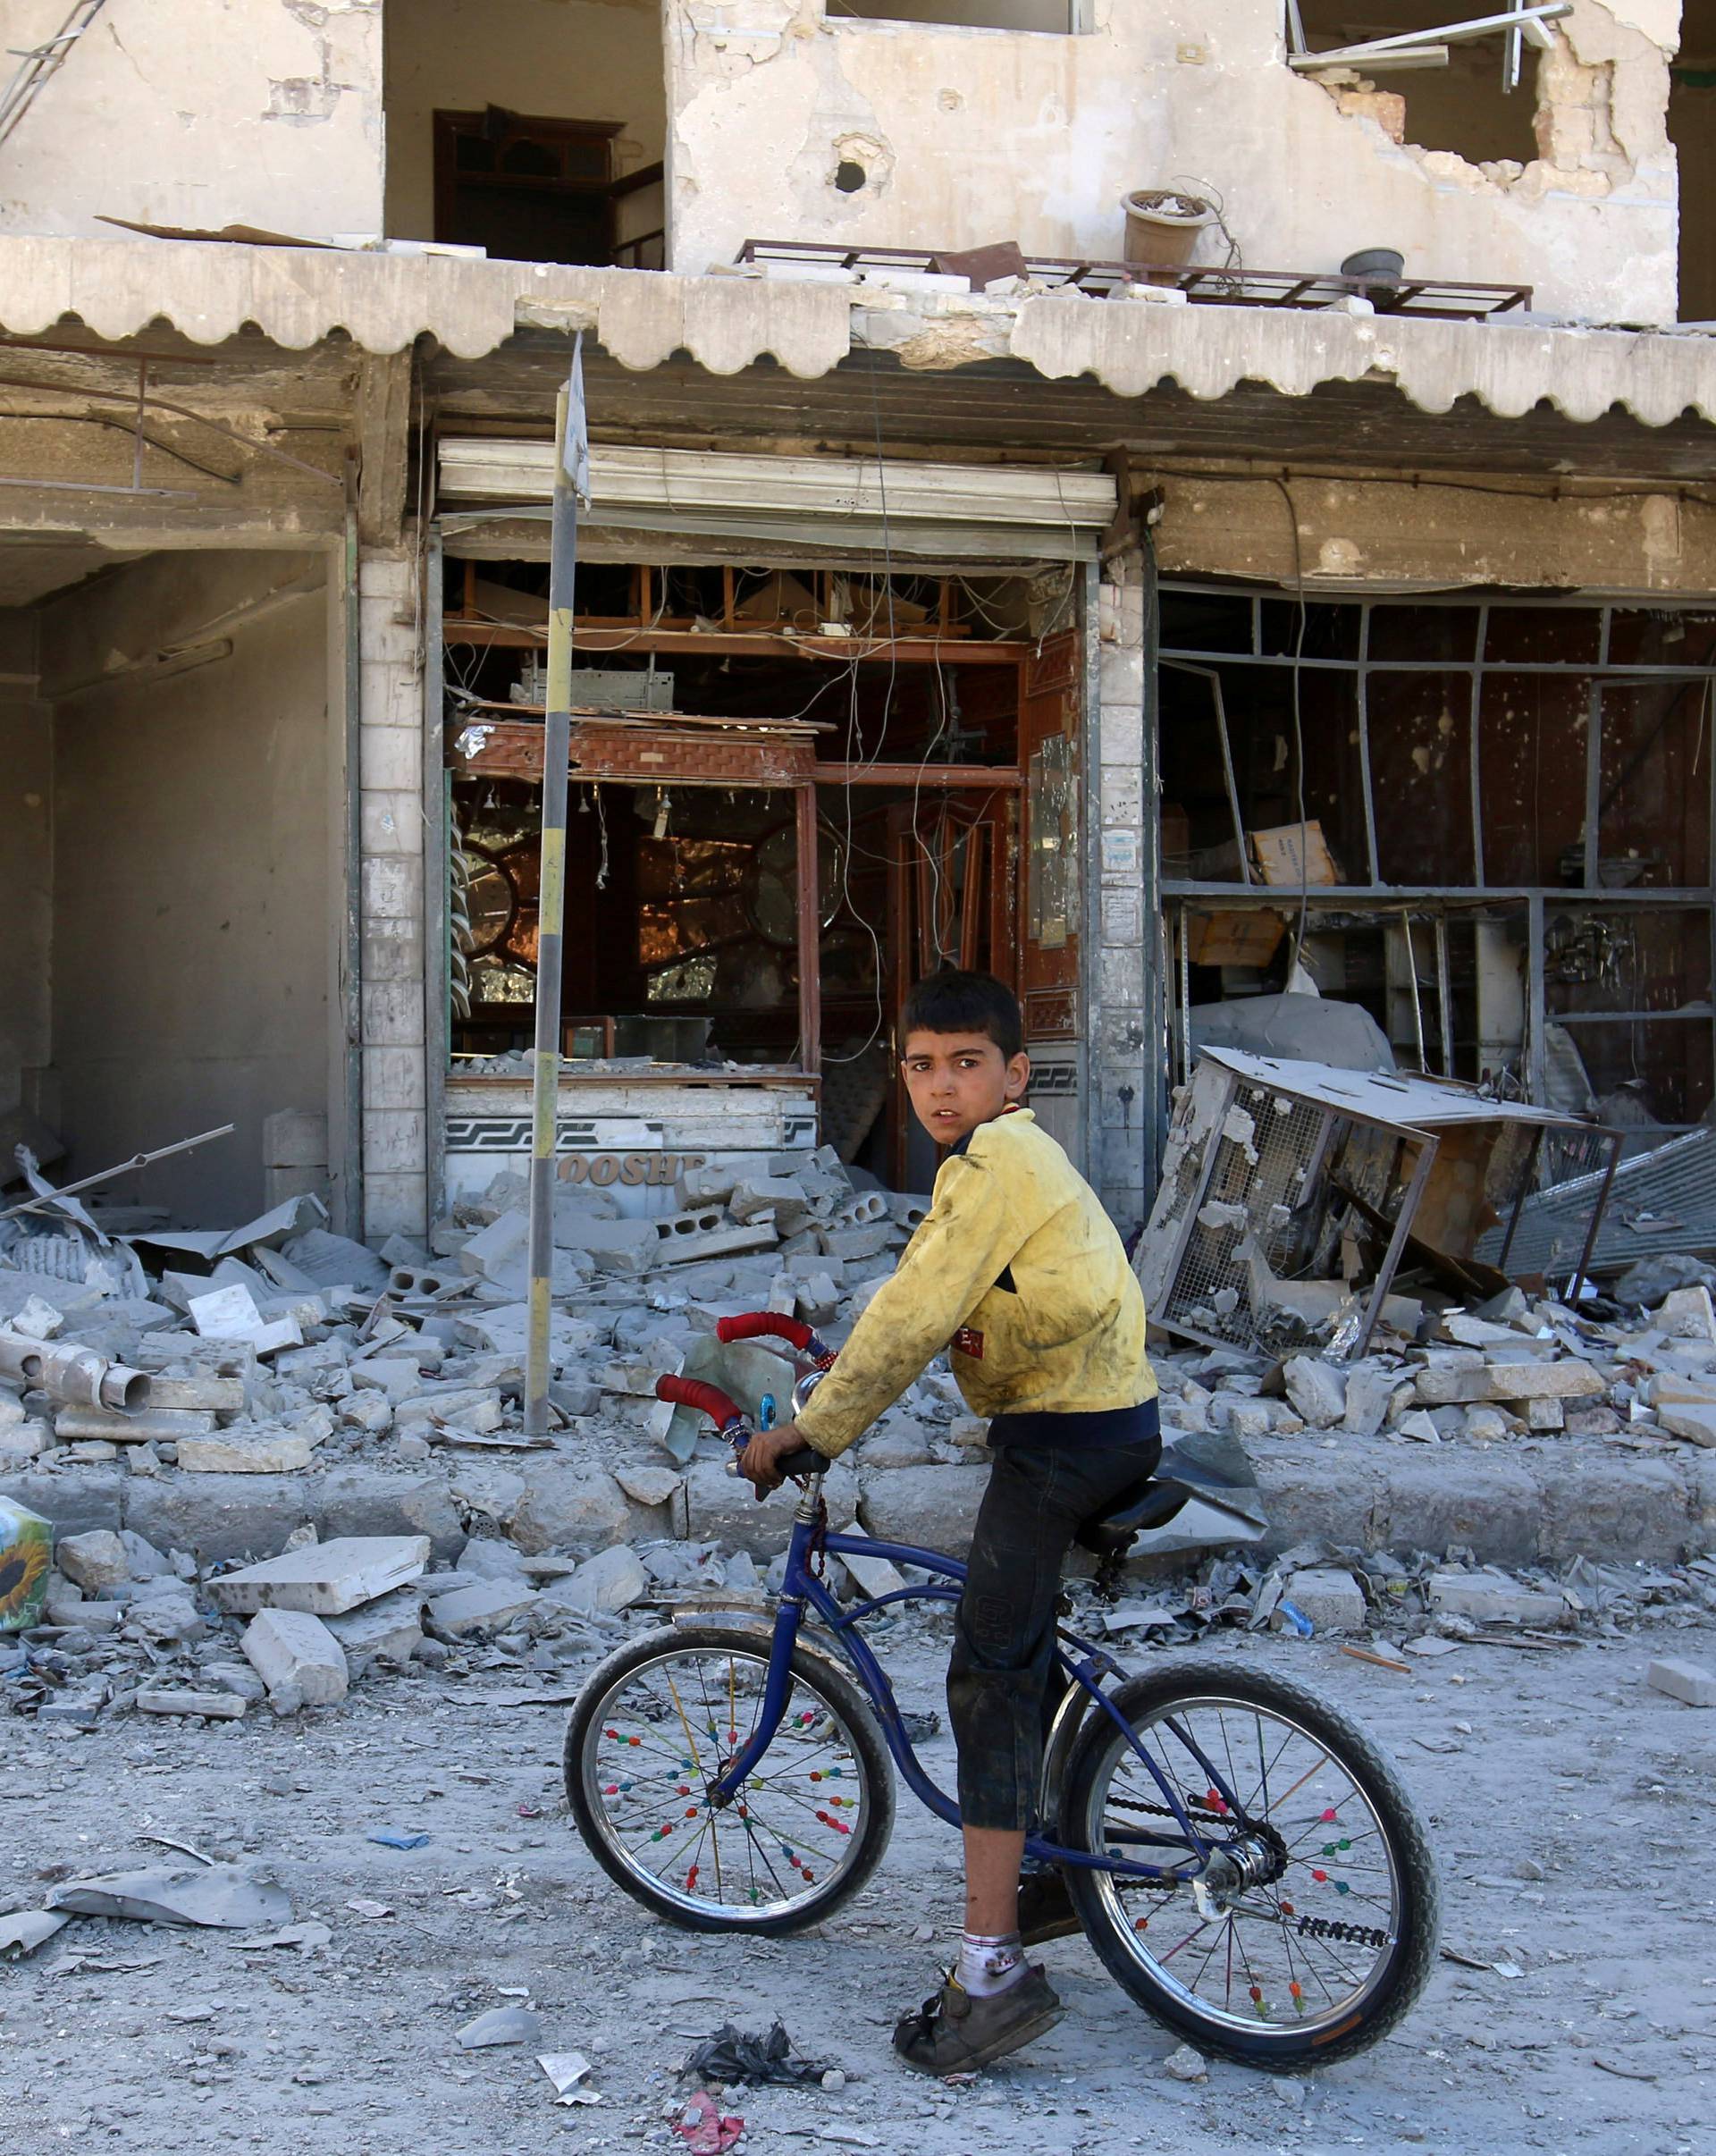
xmin=564 ymin=1623 xmax=895 ymax=1934
xmin=1062 ymin=1658 xmax=1440 ymax=2072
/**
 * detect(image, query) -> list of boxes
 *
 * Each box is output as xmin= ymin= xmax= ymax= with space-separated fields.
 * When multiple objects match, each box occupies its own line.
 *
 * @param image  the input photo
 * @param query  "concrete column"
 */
xmin=1092 ymin=554 xmax=1150 ymax=1231
xmin=358 ymin=552 xmax=428 ymax=1242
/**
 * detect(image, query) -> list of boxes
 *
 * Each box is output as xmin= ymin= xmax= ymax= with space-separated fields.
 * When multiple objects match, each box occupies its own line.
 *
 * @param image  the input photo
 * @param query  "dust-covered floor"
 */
xmin=4 ymin=1612 xmax=1714 ymax=2156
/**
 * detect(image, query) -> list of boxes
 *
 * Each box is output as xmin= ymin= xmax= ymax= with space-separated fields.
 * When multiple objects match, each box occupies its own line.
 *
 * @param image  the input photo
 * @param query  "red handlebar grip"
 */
xmin=715 ymin=1311 xmax=814 ymax=1350
xmin=655 ymin=1374 xmax=744 ymax=1427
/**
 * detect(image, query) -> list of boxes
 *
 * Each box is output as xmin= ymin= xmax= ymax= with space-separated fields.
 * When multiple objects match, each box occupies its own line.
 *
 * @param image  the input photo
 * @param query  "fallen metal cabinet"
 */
xmin=1134 ymin=1048 xmax=1619 ymax=1358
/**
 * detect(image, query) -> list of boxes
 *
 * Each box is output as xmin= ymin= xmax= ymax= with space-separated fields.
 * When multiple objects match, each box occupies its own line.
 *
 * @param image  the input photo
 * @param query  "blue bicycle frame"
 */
xmin=705 ymin=1483 xmax=1249 ymax=1888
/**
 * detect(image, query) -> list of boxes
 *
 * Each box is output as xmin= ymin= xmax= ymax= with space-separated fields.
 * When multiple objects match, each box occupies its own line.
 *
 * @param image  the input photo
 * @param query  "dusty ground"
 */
xmin=4 ymin=1604 xmax=1714 ymax=2156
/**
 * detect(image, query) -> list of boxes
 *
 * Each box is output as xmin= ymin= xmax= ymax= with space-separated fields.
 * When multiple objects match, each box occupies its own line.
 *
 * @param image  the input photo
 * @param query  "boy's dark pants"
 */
xmin=948 ymin=1436 xmax=1163 ymax=1832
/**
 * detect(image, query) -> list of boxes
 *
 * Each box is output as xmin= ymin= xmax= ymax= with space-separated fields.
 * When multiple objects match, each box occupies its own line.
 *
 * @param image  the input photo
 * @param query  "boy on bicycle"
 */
xmin=741 ymin=968 xmax=1160 ymax=2075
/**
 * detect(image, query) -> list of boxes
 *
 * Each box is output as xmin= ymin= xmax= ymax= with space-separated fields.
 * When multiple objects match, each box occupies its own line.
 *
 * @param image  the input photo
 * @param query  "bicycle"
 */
xmin=564 ymin=1311 xmax=1441 ymax=2073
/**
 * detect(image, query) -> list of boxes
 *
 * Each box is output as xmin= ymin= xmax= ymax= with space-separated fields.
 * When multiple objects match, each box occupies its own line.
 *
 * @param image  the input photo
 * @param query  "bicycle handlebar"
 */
xmin=654 ymin=1374 xmax=744 ymax=1428
xmin=715 ymin=1312 xmax=813 ymax=1350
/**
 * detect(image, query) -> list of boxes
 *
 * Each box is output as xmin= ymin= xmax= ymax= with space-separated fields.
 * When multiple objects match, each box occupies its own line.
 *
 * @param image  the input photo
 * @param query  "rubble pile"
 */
xmin=1148 ymin=1259 xmax=1716 ymax=1459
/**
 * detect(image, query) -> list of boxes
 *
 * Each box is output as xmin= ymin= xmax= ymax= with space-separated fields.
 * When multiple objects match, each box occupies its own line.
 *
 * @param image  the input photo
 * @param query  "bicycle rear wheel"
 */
xmin=565 ymin=1622 xmax=895 ymax=1935
xmin=1062 ymin=1658 xmax=1439 ymax=2072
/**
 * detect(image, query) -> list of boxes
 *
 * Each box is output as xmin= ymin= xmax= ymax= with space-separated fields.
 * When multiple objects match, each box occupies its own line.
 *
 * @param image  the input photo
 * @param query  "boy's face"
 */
xmin=901 ymin=1028 xmax=1030 ymax=1148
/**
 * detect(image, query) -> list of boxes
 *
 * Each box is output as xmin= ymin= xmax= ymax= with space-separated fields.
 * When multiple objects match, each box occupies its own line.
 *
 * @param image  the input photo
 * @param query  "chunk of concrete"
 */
xmin=856 ymin=1463 xmax=990 ymax=1558
xmin=1340 ymin=1365 xmax=1396 ymax=1439
xmin=175 ymin=1425 xmax=323 ymax=1474
xmin=1657 ymin=1402 xmax=1716 ymax=1449
xmin=543 ymin=1544 xmax=647 ymax=1614
xmin=429 ymin=1577 xmax=541 ymax=1635
xmin=135 ymin=1689 xmax=248 ymax=1720
xmin=1426 ymin=1571 xmax=1564 ymax=1626
xmin=506 ymin=1461 xmax=633 ymax=1556
xmin=324 ymin=1587 xmax=425 ymax=1675
xmin=1283 ymin=1358 xmax=1347 ymax=1429
xmin=46 ymin=1862 xmax=291 ymax=1929
xmin=56 ymin=1529 xmax=129 ymax=1593
xmin=1646 ymin=1655 xmax=1716 ymax=1706
xmin=831 ymin=1529 xmax=907 ymax=1602
xmin=458 ymin=1210 xmax=530 ymax=1280
xmin=241 ymin=1607 xmax=349 ymax=1705
xmin=1482 ymin=1360 xmax=1603 ymax=1402
xmin=1283 ymin=1568 xmax=1367 ymax=1634
xmin=613 ymin=1463 xmax=683 ymax=1508
xmin=1654 ymin=1285 xmax=1716 ymax=1343
xmin=1526 ymin=1396 xmax=1565 ymax=1432
xmin=146 ymin=1373 xmax=248 ymax=1414
xmin=393 ymin=1387 xmax=502 ymax=1434
xmin=208 ymin=1534 xmax=430 ymax=1616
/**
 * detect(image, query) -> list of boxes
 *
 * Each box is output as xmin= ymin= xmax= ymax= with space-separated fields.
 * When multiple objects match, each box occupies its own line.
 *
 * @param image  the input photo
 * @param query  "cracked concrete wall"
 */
xmin=0 ymin=0 xmax=384 ymax=241
xmin=667 ymin=0 xmax=1681 ymax=323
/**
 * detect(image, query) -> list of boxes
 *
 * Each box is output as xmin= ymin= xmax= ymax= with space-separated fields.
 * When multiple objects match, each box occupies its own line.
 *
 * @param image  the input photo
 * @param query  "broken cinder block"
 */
xmin=241 ymin=1607 xmax=349 ymax=1707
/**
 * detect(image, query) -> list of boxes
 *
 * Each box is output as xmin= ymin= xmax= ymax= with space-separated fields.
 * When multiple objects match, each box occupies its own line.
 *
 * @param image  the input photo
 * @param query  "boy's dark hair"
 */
xmin=901 ymin=970 xmax=1024 ymax=1061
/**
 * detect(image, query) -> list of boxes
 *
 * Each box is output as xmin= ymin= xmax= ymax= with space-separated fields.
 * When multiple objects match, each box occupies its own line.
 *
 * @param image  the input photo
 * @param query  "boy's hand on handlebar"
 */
xmin=740 ymin=1423 xmax=815 ymax=1499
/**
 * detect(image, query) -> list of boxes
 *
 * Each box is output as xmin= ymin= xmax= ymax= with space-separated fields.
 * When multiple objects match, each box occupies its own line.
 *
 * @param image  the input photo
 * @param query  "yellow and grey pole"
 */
xmin=524 ymin=338 xmax=588 ymax=1436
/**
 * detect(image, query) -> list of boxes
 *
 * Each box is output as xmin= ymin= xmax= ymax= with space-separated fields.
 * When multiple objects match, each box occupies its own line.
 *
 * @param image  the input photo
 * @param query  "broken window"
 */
xmin=1291 ymin=1 xmax=1566 ymax=173
xmin=1157 ymin=586 xmax=1716 ymax=1136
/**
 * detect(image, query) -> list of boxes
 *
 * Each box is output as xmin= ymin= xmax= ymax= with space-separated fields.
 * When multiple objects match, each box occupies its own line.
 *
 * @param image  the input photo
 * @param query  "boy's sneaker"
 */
xmin=1017 ymin=1869 xmax=1081 ymax=1946
xmin=892 ymin=1967 xmax=1064 ymax=2076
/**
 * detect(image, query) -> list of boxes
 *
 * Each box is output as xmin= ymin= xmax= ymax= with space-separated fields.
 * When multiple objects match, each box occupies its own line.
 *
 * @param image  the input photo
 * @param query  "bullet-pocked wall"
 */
xmin=36 ymin=552 xmax=335 ymax=1226
xmin=665 ymin=0 xmax=1680 ymax=324
xmin=0 ymin=0 xmax=386 ymax=242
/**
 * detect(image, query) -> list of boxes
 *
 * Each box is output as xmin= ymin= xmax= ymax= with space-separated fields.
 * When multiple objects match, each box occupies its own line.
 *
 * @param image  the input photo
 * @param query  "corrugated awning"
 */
xmin=3 ymin=234 xmax=1714 ymax=432
xmin=437 ymin=441 xmax=1115 ymax=560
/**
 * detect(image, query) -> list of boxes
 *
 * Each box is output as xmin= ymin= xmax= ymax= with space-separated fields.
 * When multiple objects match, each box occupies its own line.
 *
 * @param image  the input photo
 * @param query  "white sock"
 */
xmin=955 ymin=1930 xmax=1026 ymax=1998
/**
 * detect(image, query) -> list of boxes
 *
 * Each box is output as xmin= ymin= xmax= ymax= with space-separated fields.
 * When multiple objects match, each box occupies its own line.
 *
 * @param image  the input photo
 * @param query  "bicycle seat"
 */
xmin=1074 ymin=1477 xmax=1190 ymax=1560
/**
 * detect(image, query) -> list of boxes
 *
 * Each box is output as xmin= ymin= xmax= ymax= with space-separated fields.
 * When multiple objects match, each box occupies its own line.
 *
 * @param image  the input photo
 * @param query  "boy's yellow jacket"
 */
xmin=795 ymin=1107 xmax=1157 ymax=1460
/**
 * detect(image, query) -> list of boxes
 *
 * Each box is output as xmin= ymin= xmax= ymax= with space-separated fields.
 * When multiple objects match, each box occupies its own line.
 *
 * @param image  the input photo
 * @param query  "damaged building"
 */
xmin=0 ymin=1 xmax=1713 ymax=1387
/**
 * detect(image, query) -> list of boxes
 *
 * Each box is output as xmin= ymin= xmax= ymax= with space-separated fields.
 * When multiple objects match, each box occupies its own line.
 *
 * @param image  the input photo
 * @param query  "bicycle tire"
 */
xmin=565 ymin=1622 xmax=896 ymax=1936
xmin=1061 ymin=1657 xmax=1440 ymax=2072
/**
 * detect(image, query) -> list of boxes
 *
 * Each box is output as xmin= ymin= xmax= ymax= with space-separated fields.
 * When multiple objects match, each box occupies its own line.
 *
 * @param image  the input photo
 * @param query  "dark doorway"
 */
xmin=433 ymin=107 xmax=625 ymax=266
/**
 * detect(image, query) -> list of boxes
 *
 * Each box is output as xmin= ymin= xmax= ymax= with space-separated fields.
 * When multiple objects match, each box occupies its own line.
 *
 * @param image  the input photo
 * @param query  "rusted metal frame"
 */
xmin=817 ymin=761 xmax=1023 ymax=788
xmin=1568 ymin=1129 xmax=1624 ymax=1302
xmin=440 ymin=620 xmax=1029 ymax=664
xmin=1354 ymin=1126 xmax=1441 ymax=1358
xmin=1493 ymin=1124 xmax=1544 ymax=1273
xmin=1356 ymin=603 xmax=1381 ymax=887
xmin=1470 ymin=602 xmax=1488 ymax=889
xmin=795 ymin=784 xmax=821 ymax=1084
xmin=1401 ymin=914 xmax=1429 ymax=1074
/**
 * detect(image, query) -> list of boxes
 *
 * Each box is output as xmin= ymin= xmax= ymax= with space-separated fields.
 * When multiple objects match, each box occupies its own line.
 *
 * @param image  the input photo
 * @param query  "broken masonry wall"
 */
xmin=0 ymin=0 xmax=385 ymax=241
xmin=383 ymin=0 xmax=669 ymax=240
xmin=36 ymin=552 xmax=333 ymax=1226
xmin=0 ymin=611 xmax=50 ymax=1126
xmin=358 ymin=550 xmax=429 ymax=1246
xmin=666 ymin=0 xmax=1678 ymax=324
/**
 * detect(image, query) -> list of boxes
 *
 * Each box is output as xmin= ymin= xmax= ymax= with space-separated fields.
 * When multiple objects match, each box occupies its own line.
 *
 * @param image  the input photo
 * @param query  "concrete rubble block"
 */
xmin=654 ymin=1214 xmax=780 ymax=1267
xmin=340 ymin=1390 xmax=394 ymax=1436
xmin=613 ymin=1463 xmax=684 ymax=1508
xmin=324 ymin=1587 xmax=425 ymax=1675
xmin=1653 ymin=1285 xmax=1716 ymax=1342
xmin=175 ymin=1425 xmax=324 ymax=1474
xmin=349 ymin=1356 xmax=423 ymax=1399
xmin=9 ymin=1294 xmax=64 ymax=1341
xmin=862 ymin=1418 xmax=938 ymax=1470
xmin=542 ymin=1544 xmax=648 ymax=1614
xmin=187 ymin=1285 xmax=302 ymax=1355
xmin=1652 ymin=1371 xmax=1716 ymax=1408
xmin=1657 ymin=1402 xmax=1716 ymax=1449
xmin=1426 ymin=1570 xmax=1565 ymax=1626
xmin=54 ymin=1405 xmax=216 ymax=1444
xmin=209 ymin=1534 xmax=431 ymax=1616
xmin=1396 ymin=1411 xmax=1444 ymax=1444
xmin=136 ymin=1689 xmax=248 ymax=1720
xmin=314 ymin=1467 xmax=465 ymax=1562
xmin=1282 ymin=1568 xmax=1367 ymax=1634
xmin=856 ymin=1463 xmax=991 ymax=1559
xmin=1283 ymin=1358 xmax=1348 ymax=1430
xmin=1527 ymin=1397 xmax=1565 ymax=1432
xmin=146 ymin=1373 xmax=248 ymax=1414
xmin=729 ymin=1177 xmax=814 ymax=1235
xmin=818 ymin=1222 xmax=893 ymax=1263
xmin=392 ymin=1387 xmax=502 ymax=1433
xmin=1483 ymin=1360 xmax=1604 ymax=1402
xmin=242 ymin=1607 xmax=349 ymax=1706
xmin=830 ymin=1529 xmax=906 ymax=1601
xmin=1339 ymin=1365 xmax=1396 ymax=1439
xmin=458 ymin=1210 xmax=530 ymax=1280
xmin=1465 ymin=1405 xmax=1514 ymax=1442
xmin=1412 ymin=1366 xmax=1497 ymax=1406
xmin=676 ymin=1162 xmax=739 ymax=1208
xmin=1646 ymin=1656 xmax=1716 ymax=1707
xmin=56 ymin=1529 xmax=130 ymax=1593
xmin=506 ymin=1460 xmax=633 ymax=1556
xmin=1376 ymin=1457 xmax=1540 ymax=1566
xmin=429 ymin=1576 xmax=541 ymax=1636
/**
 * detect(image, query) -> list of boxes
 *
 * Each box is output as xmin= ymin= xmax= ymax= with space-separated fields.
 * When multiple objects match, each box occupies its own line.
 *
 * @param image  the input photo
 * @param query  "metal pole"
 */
xmin=524 ymin=341 xmax=587 ymax=1436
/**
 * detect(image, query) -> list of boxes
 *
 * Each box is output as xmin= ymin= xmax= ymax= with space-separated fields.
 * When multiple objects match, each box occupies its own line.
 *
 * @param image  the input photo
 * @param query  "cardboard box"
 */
xmin=1184 ymin=910 xmax=1286 ymax=968
xmin=1249 ymin=820 xmax=1342 ymax=888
